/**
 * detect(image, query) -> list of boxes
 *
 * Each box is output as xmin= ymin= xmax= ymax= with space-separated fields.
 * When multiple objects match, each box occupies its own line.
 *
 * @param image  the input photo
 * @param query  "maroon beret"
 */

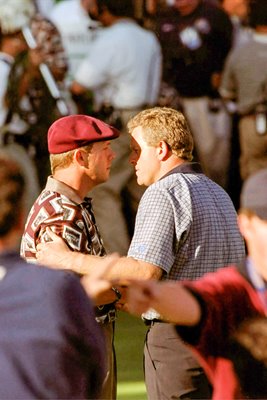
xmin=48 ymin=114 xmax=120 ymax=154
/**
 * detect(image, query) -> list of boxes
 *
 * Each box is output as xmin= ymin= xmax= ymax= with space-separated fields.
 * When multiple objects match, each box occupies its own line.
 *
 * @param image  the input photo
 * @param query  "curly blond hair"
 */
xmin=127 ymin=107 xmax=194 ymax=161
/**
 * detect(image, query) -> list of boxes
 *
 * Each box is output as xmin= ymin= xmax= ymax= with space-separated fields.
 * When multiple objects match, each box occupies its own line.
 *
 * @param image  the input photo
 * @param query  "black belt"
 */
xmin=143 ymin=318 xmax=164 ymax=326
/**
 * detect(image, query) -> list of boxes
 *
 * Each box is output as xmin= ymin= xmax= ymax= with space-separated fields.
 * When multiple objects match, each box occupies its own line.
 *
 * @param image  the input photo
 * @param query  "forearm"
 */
xmin=127 ymin=279 xmax=201 ymax=325
xmin=150 ymin=282 xmax=201 ymax=326
xmin=105 ymin=257 xmax=162 ymax=281
xmin=74 ymin=252 xmax=106 ymax=275
xmin=52 ymin=250 xmax=105 ymax=275
xmin=64 ymin=252 xmax=162 ymax=280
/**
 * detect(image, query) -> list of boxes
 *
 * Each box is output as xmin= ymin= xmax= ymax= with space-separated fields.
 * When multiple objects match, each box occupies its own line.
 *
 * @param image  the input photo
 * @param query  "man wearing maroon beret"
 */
xmin=20 ymin=114 xmax=121 ymax=400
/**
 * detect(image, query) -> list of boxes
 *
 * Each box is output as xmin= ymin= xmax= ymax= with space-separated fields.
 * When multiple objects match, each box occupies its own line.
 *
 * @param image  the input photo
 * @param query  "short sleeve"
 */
xmin=128 ymin=187 xmax=182 ymax=273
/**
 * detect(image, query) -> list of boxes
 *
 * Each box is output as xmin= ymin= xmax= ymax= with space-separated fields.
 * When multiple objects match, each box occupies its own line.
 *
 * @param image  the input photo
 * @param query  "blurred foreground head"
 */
xmin=248 ymin=0 xmax=267 ymax=27
xmin=0 ymin=0 xmax=35 ymax=35
xmin=228 ymin=316 xmax=267 ymax=399
xmin=240 ymin=168 xmax=267 ymax=220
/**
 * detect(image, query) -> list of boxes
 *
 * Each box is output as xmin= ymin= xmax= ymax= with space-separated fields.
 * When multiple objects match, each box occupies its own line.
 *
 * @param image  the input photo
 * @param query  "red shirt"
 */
xmin=177 ymin=264 xmax=266 ymax=399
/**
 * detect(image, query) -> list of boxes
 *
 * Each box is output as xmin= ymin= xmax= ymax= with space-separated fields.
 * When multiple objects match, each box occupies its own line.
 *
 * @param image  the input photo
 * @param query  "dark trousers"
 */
xmin=144 ymin=322 xmax=212 ymax=400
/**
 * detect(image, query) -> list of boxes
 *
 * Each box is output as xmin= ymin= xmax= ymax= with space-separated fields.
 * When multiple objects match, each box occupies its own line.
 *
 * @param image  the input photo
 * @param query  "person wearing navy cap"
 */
xmin=20 ymin=113 xmax=121 ymax=400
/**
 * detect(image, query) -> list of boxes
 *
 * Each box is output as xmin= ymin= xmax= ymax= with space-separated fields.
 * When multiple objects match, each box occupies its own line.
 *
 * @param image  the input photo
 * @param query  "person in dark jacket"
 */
xmin=0 ymin=152 xmax=106 ymax=400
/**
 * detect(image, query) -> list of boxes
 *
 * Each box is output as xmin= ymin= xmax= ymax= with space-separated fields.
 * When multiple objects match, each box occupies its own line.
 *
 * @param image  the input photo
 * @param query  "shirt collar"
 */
xmin=0 ymin=52 xmax=14 ymax=65
xmin=45 ymin=176 xmax=90 ymax=205
xmin=246 ymin=257 xmax=267 ymax=291
xmin=161 ymin=162 xmax=203 ymax=180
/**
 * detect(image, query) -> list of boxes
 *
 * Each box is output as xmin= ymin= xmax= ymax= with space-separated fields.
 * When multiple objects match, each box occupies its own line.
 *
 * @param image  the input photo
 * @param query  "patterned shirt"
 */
xmin=21 ymin=176 xmax=116 ymax=321
xmin=31 ymin=13 xmax=68 ymax=82
xmin=21 ymin=176 xmax=105 ymax=262
xmin=127 ymin=163 xmax=246 ymax=319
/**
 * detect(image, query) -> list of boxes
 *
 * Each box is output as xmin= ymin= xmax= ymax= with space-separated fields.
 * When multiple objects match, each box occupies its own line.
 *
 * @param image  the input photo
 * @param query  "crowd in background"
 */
xmin=1 ymin=0 xmax=266 ymax=251
xmin=1 ymin=1 xmax=267 ymax=399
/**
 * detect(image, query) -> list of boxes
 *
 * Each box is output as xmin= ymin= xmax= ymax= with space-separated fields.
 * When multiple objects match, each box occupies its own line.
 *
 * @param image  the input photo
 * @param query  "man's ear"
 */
xmin=157 ymin=141 xmax=170 ymax=160
xmin=237 ymin=213 xmax=251 ymax=240
xmin=74 ymin=149 xmax=88 ymax=167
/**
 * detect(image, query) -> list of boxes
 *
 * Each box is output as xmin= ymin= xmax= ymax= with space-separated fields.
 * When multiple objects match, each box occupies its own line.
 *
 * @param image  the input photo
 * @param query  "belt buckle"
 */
xmin=96 ymin=308 xmax=117 ymax=324
xmin=107 ymin=308 xmax=117 ymax=323
xmin=143 ymin=318 xmax=152 ymax=326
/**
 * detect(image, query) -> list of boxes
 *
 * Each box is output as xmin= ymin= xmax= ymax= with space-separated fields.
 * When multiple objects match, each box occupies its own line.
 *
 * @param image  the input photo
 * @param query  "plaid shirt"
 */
xmin=128 ymin=163 xmax=245 ymax=320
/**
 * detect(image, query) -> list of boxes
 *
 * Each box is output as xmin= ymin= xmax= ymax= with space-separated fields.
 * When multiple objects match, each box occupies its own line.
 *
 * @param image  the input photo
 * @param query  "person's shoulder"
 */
xmin=49 ymin=0 xmax=76 ymax=18
xmin=201 ymin=0 xmax=232 ymax=24
xmin=27 ymin=189 xmax=64 ymax=216
xmin=143 ymin=175 xmax=184 ymax=200
xmin=17 ymin=260 xmax=90 ymax=308
xmin=9 ymin=256 xmax=71 ymax=282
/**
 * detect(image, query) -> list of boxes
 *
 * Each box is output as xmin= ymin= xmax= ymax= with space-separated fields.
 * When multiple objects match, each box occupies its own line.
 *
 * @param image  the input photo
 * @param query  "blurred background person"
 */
xmin=36 ymin=0 xmax=56 ymax=18
xmin=49 ymin=0 xmax=102 ymax=89
xmin=0 ymin=0 xmax=40 ymax=216
xmin=0 ymin=0 xmax=69 ymax=191
xmin=220 ymin=0 xmax=251 ymax=48
xmin=219 ymin=0 xmax=267 ymax=185
xmin=219 ymin=0 xmax=251 ymax=208
xmin=71 ymin=0 xmax=162 ymax=255
xmin=154 ymin=0 xmax=233 ymax=188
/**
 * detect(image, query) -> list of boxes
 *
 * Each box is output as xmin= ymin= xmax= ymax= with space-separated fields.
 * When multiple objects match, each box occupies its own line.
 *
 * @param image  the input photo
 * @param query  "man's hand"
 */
xmin=126 ymin=279 xmax=158 ymax=316
xmin=36 ymin=228 xmax=72 ymax=269
xmin=81 ymin=253 xmax=121 ymax=305
xmin=127 ymin=279 xmax=201 ymax=326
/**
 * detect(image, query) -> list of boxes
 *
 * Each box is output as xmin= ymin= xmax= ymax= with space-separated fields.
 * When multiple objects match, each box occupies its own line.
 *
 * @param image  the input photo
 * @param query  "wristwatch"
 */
xmin=112 ymin=286 xmax=122 ymax=302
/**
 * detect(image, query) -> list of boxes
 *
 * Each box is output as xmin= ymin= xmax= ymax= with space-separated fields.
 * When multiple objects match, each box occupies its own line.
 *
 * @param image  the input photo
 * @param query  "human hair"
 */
xmin=238 ymin=208 xmax=256 ymax=217
xmin=248 ymin=0 xmax=267 ymax=27
xmin=96 ymin=0 xmax=134 ymax=18
xmin=127 ymin=107 xmax=194 ymax=161
xmin=0 ymin=154 xmax=25 ymax=237
xmin=228 ymin=316 xmax=267 ymax=399
xmin=50 ymin=144 xmax=93 ymax=174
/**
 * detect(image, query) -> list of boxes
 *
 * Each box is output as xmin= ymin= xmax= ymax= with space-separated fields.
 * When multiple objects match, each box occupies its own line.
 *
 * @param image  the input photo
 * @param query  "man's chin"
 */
xmin=136 ymin=177 xmax=144 ymax=186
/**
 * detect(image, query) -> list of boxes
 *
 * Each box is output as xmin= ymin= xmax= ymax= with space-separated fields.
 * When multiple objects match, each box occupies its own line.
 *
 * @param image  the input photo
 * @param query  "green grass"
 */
xmin=115 ymin=311 xmax=147 ymax=400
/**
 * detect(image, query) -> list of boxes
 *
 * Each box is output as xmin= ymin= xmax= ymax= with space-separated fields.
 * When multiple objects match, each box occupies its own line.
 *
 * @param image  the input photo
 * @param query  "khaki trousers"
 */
xmin=99 ymin=321 xmax=117 ymax=400
xmin=239 ymin=115 xmax=267 ymax=180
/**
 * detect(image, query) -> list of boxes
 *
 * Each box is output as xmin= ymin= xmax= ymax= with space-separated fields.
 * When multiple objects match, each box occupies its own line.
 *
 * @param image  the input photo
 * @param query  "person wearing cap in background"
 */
xmin=20 ymin=114 xmax=121 ymax=400
xmin=0 ymin=0 xmax=41 ymax=217
xmin=219 ymin=0 xmax=267 ymax=183
xmin=126 ymin=167 xmax=267 ymax=399
xmin=0 ymin=0 xmax=69 ymax=190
